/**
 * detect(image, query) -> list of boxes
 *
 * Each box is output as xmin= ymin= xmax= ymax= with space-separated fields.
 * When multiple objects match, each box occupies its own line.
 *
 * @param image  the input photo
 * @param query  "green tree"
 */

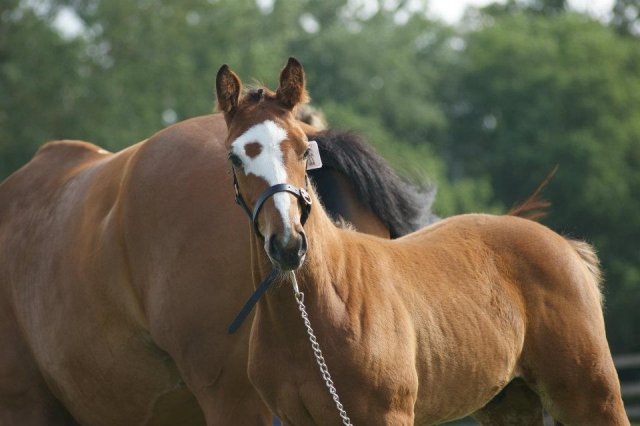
xmin=0 ymin=1 xmax=86 ymax=178
xmin=2 ymin=0 xmax=638 ymax=354
xmin=612 ymin=0 xmax=640 ymax=36
xmin=524 ymin=0 xmax=567 ymax=15
xmin=286 ymin=3 xmax=498 ymax=215
xmin=445 ymin=11 xmax=640 ymax=352
xmin=61 ymin=0 xmax=297 ymax=150
xmin=479 ymin=0 xmax=567 ymax=18
xmin=3 ymin=0 xmax=492 ymax=217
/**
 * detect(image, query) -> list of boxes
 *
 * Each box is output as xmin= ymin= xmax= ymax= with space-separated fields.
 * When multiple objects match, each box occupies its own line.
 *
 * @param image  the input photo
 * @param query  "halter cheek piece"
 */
xmin=232 ymin=168 xmax=312 ymax=240
xmin=228 ymin=168 xmax=312 ymax=334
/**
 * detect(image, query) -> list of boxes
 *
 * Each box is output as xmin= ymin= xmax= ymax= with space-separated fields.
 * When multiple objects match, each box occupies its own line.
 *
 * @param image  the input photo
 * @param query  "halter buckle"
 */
xmin=299 ymin=188 xmax=312 ymax=206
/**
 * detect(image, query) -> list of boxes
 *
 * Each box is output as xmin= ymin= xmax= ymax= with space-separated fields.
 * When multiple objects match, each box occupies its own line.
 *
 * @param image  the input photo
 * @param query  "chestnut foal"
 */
xmin=217 ymin=58 xmax=628 ymax=425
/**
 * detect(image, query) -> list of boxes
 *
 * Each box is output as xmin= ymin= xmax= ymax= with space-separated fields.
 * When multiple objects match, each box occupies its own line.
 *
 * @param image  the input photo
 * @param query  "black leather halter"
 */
xmin=227 ymin=169 xmax=313 ymax=334
xmin=232 ymin=168 xmax=312 ymax=240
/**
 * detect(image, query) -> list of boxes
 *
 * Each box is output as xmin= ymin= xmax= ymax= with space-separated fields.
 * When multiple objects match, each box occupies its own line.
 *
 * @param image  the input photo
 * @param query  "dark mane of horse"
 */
xmin=307 ymin=129 xmax=437 ymax=238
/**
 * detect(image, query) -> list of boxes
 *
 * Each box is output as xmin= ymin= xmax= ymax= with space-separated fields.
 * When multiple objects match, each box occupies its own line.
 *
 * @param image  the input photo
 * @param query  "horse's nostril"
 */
xmin=266 ymin=232 xmax=307 ymax=271
xmin=298 ymin=232 xmax=308 ymax=256
xmin=268 ymin=235 xmax=280 ymax=257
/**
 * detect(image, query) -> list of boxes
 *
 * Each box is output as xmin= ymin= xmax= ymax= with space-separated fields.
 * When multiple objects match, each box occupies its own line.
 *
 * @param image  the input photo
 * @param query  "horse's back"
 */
xmin=404 ymin=213 xmax=603 ymax=312
xmin=0 ymin=139 xmax=106 ymax=207
xmin=450 ymin=214 xmax=601 ymax=301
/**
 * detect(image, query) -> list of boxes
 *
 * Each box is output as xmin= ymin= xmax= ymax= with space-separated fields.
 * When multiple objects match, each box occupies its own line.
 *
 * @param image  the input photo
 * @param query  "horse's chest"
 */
xmin=249 ymin=295 xmax=419 ymax=423
xmin=411 ymin=301 xmax=524 ymax=423
xmin=251 ymin=336 xmax=418 ymax=425
xmin=266 ymin=374 xmax=416 ymax=425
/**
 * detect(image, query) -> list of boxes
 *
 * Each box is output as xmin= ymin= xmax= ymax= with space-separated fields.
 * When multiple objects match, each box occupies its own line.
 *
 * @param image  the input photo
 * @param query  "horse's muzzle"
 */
xmin=267 ymin=231 xmax=307 ymax=271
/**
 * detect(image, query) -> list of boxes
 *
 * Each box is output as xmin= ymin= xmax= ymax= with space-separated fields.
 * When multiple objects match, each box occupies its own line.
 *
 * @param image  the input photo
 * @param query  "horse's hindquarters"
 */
xmin=0 ymin=140 xmax=210 ymax=425
xmin=483 ymin=216 xmax=627 ymax=425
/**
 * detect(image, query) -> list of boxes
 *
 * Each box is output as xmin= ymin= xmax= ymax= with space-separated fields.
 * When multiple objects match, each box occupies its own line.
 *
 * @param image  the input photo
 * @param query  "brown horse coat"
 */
xmin=0 ymin=114 xmax=369 ymax=425
xmin=249 ymin=204 xmax=624 ymax=424
xmin=0 ymin=116 xmax=235 ymax=425
xmin=216 ymin=58 xmax=628 ymax=426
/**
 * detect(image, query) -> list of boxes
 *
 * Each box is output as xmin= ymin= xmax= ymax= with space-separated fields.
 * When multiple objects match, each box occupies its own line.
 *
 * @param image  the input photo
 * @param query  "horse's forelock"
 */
xmin=242 ymin=86 xmax=277 ymax=104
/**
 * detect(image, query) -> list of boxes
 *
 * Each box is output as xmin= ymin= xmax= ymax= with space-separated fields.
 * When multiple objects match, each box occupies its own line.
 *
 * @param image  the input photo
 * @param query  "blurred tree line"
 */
xmin=1 ymin=0 xmax=639 ymax=353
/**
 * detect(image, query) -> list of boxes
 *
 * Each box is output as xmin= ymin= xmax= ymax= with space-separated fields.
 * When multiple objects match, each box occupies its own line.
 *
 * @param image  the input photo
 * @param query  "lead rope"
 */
xmin=289 ymin=272 xmax=353 ymax=426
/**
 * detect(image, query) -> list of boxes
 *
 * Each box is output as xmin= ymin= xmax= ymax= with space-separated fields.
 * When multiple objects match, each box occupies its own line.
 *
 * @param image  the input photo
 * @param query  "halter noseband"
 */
xmin=227 ymin=169 xmax=313 ymax=334
xmin=232 ymin=168 xmax=312 ymax=240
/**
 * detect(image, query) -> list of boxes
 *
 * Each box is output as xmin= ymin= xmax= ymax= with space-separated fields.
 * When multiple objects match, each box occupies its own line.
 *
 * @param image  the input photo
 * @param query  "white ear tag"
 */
xmin=306 ymin=140 xmax=323 ymax=170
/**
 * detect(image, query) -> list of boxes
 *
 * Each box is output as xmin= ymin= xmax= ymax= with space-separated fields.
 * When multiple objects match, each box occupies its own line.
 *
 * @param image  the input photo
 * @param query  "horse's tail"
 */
xmin=507 ymin=166 xmax=558 ymax=221
xmin=566 ymin=238 xmax=604 ymax=306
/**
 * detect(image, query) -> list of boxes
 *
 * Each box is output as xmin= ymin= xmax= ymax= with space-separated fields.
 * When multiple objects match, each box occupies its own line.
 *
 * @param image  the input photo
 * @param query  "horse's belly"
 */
xmin=415 ymin=370 xmax=515 ymax=425
xmin=413 ymin=300 xmax=525 ymax=424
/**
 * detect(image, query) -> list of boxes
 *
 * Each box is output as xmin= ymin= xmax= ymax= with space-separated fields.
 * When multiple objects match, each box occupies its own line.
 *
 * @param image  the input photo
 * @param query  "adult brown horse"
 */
xmin=217 ymin=58 xmax=628 ymax=425
xmin=0 ymin=93 xmax=433 ymax=422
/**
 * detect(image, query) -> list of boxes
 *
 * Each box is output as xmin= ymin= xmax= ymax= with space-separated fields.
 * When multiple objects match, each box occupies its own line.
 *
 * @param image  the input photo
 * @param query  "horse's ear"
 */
xmin=216 ymin=64 xmax=242 ymax=124
xmin=276 ymin=57 xmax=308 ymax=110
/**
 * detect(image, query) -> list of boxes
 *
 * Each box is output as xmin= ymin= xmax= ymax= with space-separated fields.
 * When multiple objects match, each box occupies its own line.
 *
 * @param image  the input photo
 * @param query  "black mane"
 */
xmin=307 ymin=129 xmax=438 ymax=238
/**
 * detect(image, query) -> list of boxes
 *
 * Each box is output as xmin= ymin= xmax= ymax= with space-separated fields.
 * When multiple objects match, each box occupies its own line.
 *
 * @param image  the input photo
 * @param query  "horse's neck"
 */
xmin=250 ymin=191 xmax=375 ymax=332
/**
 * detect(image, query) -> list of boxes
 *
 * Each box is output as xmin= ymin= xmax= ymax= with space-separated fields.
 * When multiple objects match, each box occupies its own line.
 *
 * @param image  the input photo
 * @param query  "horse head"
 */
xmin=217 ymin=57 xmax=312 ymax=271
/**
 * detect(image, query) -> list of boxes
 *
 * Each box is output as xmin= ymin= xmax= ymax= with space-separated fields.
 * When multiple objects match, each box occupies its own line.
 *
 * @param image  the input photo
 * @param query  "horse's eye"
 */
xmin=302 ymin=148 xmax=310 ymax=160
xmin=229 ymin=153 xmax=243 ymax=168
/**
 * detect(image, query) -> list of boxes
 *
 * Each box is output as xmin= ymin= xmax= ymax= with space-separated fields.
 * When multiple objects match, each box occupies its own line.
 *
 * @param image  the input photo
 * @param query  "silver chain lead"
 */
xmin=289 ymin=272 xmax=353 ymax=426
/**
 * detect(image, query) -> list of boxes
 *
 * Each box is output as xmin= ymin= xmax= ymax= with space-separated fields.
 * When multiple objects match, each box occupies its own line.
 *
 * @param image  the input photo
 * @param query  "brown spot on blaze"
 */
xmin=244 ymin=142 xmax=262 ymax=158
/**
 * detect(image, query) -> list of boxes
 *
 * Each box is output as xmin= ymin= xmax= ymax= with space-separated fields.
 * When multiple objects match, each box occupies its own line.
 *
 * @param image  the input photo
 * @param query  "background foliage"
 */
xmin=1 ymin=0 xmax=639 ymax=353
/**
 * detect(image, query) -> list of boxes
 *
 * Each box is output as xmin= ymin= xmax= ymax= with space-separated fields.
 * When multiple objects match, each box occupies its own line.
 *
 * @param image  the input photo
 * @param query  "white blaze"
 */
xmin=231 ymin=120 xmax=292 ymax=241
